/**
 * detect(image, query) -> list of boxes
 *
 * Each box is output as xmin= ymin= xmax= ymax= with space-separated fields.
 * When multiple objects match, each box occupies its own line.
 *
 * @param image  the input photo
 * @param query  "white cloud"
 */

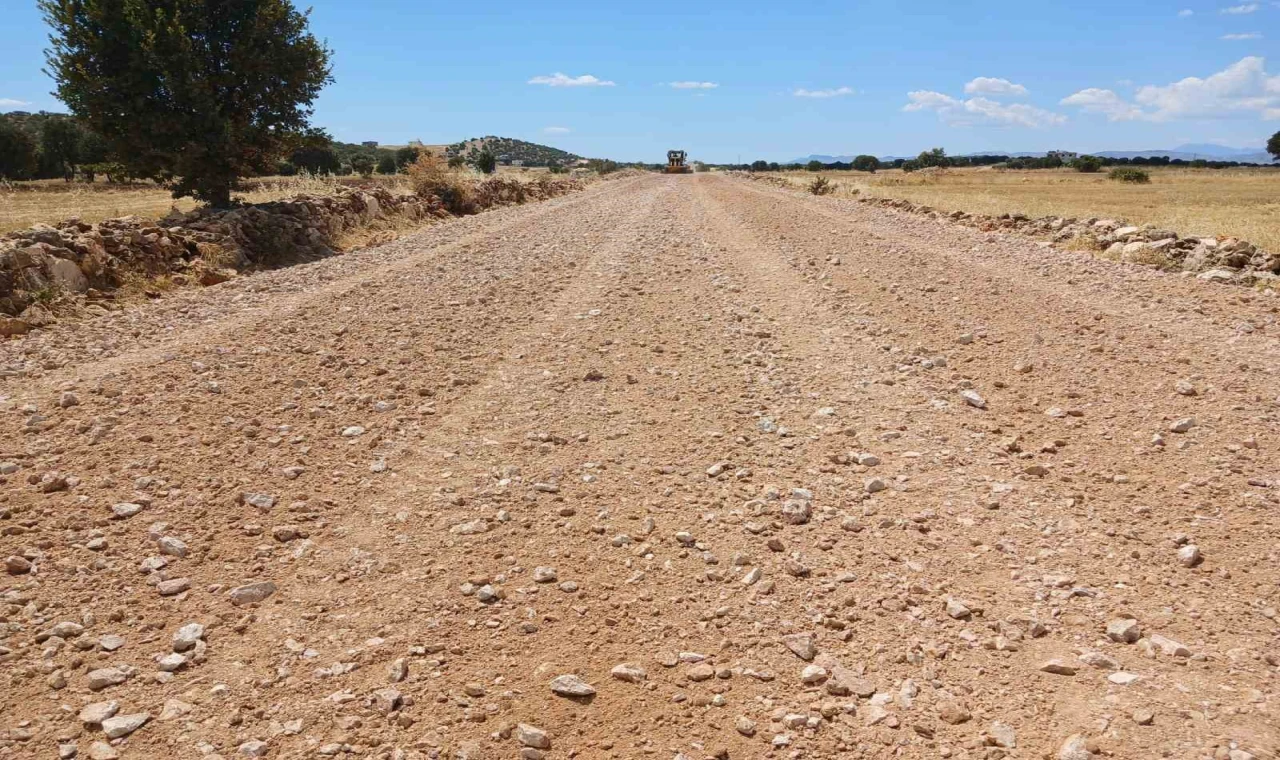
xmin=1062 ymin=56 xmax=1280 ymax=121
xmin=904 ymin=90 xmax=1065 ymax=127
xmin=1178 ymin=8 xmax=1194 ymax=15
xmin=527 ymin=73 xmax=615 ymax=87
xmin=793 ymin=86 xmax=854 ymax=98
xmin=963 ymin=77 xmax=1029 ymax=97
xmin=670 ymin=81 xmax=718 ymax=89
xmin=542 ymin=126 xmax=571 ymax=134
xmin=1221 ymin=2 xmax=1259 ymax=12
xmin=0 ymin=98 xmax=30 ymax=108
xmin=1221 ymin=32 xmax=1262 ymax=39
xmin=1060 ymin=88 xmax=1145 ymax=120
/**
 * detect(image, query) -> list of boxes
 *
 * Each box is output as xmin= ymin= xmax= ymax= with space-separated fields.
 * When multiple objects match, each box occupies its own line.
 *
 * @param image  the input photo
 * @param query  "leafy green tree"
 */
xmin=289 ymin=128 xmax=341 ymax=174
xmin=901 ymin=159 xmax=920 ymax=173
xmin=917 ymin=147 xmax=948 ymax=168
xmin=1268 ymin=130 xmax=1280 ymax=162
xmin=0 ymin=120 xmax=40 ymax=179
xmin=1073 ymin=155 xmax=1102 ymax=173
xmin=376 ymin=154 xmax=398 ymax=174
xmin=40 ymin=117 xmax=82 ymax=179
xmin=350 ymin=153 xmax=375 ymax=177
xmin=474 ymin=149 xmax=497 ymax=174
xmin=40 ymin=0 xmax=332 ymax=206
xmin=395 ymin=146 xmax=420 ymax=169
xmin=852 ymin=155 xmax=880 ymax=173
xmin=806 ymin=160 xmax=823 ymax=172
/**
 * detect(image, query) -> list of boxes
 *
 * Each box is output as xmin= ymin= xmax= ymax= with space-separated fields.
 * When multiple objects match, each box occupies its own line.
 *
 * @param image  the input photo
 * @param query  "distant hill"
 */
xmin=446 ymin=136 xmax=581 ymax=167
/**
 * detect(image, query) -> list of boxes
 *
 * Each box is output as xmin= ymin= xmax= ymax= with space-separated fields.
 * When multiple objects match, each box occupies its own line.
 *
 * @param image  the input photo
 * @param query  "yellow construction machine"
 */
xmin=664 ymin=150 xmax=692 ymax=174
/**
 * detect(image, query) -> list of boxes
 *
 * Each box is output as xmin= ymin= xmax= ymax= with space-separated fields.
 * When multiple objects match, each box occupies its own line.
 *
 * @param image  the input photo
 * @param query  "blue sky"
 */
xmin=2 ymin=0 xmax=1278 ymax=162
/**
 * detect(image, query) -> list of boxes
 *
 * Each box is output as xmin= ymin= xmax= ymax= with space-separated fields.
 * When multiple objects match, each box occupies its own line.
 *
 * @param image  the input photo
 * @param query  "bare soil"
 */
xmin=1 ymin=174 xmax=1277 ymax=760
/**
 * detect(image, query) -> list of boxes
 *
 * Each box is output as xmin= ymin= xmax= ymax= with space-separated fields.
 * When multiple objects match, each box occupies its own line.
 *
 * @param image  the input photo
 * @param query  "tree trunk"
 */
xmin=207 ymin=182 xmax=233 ymax=208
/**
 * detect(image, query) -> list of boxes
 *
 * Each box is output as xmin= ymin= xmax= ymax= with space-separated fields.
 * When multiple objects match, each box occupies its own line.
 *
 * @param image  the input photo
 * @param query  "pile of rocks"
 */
xmin=0 ymin=186 xmax=445 ymax=330
xmin=736 ymin=172 xmax=1279 ymax=282
xmin=0 ymin=175 xmax=587 ymax=333
xmin=860 ymin=197 xmax=1279 ymax=280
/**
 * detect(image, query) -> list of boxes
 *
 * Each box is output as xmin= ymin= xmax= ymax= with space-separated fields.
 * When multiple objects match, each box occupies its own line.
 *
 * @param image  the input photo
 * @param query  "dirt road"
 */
xmin=2 ymin=174 xmax=1277 ymax=760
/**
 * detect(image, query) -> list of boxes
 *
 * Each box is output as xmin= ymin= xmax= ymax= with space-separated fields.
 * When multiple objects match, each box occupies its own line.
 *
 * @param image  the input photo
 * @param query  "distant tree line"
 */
xmin=0 ymin=111 xmax=120 ymax=182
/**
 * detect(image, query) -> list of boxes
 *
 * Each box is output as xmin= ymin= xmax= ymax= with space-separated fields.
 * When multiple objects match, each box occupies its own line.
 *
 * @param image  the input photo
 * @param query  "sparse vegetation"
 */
xmin=446 ymin=136 xmax=580 ymax=167
xmin=807 ymin=176 xmax=834 ymax=195
xmin=1268 ymin=130 xmax=1279 ymax=162
xmin=473 ymin=150 xmax=497 ymax=175
xmin=1109 ymin=167 xmax=1150 ymax=184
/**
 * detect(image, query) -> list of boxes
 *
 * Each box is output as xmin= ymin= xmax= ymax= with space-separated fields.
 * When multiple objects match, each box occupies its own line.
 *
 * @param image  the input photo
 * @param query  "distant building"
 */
xmin=1047 ymin=150 xmax=1078 ymax=162
xmin=361 ymin=141 xmax=379 ymax=148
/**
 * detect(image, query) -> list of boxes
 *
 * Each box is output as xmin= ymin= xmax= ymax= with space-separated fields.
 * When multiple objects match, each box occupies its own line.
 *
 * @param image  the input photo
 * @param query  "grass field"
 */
xmin=0 ymin=165 xmax=549 ymax=234
xmin=778 ymin=166 xmax=1280 ymax=252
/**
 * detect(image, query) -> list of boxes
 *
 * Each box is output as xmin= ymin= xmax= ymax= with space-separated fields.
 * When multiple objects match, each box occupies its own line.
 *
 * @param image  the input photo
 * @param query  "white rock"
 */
xmin=101 ymin=712 xmax=149 ymax=739
xmin=549 ymin=674 xmax=596 ymax=696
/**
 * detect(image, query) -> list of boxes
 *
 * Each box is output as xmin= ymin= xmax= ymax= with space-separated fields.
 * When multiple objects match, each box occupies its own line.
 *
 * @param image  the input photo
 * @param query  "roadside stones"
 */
xmin=5 ymin=555 xmax=32 ymax=574
xmin=157 ymin=535 xmax=189 ymax=558
xmin=1150 ymin=634 xmax=1192 ymax=658
xmin=1106 ymin=618 xmax=1142 ymax=644
xmin=864 ymin=477 xmax=887 ymax=494
xmin=1169 ymin=417 xmax=1196 ymax=433
xmin=156 ymin=653 xmax=187 ymax=672
xmin=960 ymin=389 xmax=987 ymax=409
xmin=1039 ymin=658 xmax=1078 ymax=676
xmin=532 ymin=566 xmax=558 ymax=583
xmin=79 ymin=701 xmax=119 ymax=725
xmin=239 ymin=740 xmax=269 ymax=757
xmin=549 ymin=674 xmax=595 ymax=697
xmin=451 ymin=519 xmax=489 ymax=535
xmin=782 ymin=633 xmax=817 ymax=661
xmin=945 ymin=597 xmax=972 ymax=620
xmin=228 ymin=581 xmax=277 ymax=606
xmin=687 ymin=663 xmax=715 ymax=682
xmin=937 ymin=702 xmax=972 ymax=725
xmin=516 ymin=724 xmax=551 ymax=749
xmin=88 ymin=742 xmax=120 ymax=760
xmin=610 ymin=663 xmax=646 ymax=683
xmin=735 ymin=716 xmax=757 ymax=737
xmin=370 ymin=688 xmax=402 ymax=715
xmin=1059 ymin=735 xmax=1098 ymax=759
xmin=87 ymin=667 xmax=127 ymax=691
xmin=341 ymin=425 xmax=365 ymax=437
xmin=240 ymin=492 xmax=275 ymax=511
xmin=800 ymin=664 xmax=828 ymax=684
xmin=1177 ymin=544 xmax=1202 ymax=567
xmin=111 ymin=502 xmax=144 ymax=519
xmin=101 ymin=712 xmax=149 ymax=739
xmin=780 ymin=498 xmax=811 ymax=525
xmin=156 ymin=577 xmax=191 ymax=596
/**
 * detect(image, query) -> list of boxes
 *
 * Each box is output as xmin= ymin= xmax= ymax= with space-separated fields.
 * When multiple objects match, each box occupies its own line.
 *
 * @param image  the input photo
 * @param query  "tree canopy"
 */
xmin=40 ymin=0 xmax=333 ymax=205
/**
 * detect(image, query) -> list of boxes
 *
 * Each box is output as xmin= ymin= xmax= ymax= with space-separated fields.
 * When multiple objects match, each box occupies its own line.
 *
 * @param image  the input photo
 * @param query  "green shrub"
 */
xmin=1108 ymin=167 xmax=1150 ymax=184
xmin=350 ymin=154 xmax=375 ymax=177
xmin=808 ymin=176 xmax=834 ymax=195
xmin=376 ymin=155 xmax=398 ymax=174
xmin=473 ymin=150 xmax=497 ymax=174
xmin=1073 ymin=155 xmax=1102 ymax=173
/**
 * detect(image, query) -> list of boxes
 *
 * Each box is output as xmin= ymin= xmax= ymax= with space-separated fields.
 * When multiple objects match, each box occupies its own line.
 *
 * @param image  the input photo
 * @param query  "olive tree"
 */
xmin=40 ymin=0 xmax=333 ymax=206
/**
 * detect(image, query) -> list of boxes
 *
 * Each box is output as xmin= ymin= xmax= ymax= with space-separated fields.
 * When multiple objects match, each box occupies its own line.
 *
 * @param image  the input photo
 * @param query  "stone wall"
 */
xmin=0 ymin=177 xmax=584 ymax=333
xmin=738 ymin=172 xmax=1280 ymax=284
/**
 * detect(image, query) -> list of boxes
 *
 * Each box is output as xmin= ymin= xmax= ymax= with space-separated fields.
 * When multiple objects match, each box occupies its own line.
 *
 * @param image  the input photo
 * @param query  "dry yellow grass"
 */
xmin=0 ymin=167 xmax=559 ymax=234
xmin=778 ymin=166 xmax=1280 ymax=251
xmin=0 ymin=173 xmax=415 ymax=233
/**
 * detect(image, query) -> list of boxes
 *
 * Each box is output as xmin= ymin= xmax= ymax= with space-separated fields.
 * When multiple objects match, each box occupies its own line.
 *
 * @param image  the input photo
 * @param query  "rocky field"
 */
xmin=1 ymin=174 xmax=1277 ymax=760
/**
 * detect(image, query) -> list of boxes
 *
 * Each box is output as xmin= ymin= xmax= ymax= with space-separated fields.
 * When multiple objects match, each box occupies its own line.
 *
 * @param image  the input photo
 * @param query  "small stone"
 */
xmin=1169 ymin=417 xmax=1195 ymax=433
xmin=945 ymin=597 xmax=971 ymax=619
xmin=1058 ymin=734 xmax=1097 ymax=760
xmin=4 ymin=555 xmax=32 ymax=574
xmin=549 ymin=674 xmax=595 ymax=697
xmin=229 ymin=581 xmax=276 ymax=606
xmin=451 ymin=519 xmax=489 ymax=535
xmin=782 ymin=633 xmax=817 ymax=661
xmin=1150 ymin=634 xmax=1191 ymax=658
xmin=156 ymin=577 xmax=191 ymax=596
xmin=370 ymin=687 xmax=402 ymax=715
xmin=1106 ymin=618 xmax=1141 ymax=644
xmin=157 ymin=653 xmax=187 ymax=672
xmin=87 ymin=667 xmax=127 ymax=690
xmin=79 ymin=701 xmax=120 ymax=724
xmin=516 ymin=724 xmax=551 ymax=749
xmin=800 ymin=664 xmax=828 ymax=684
xmin=937 ymin=702 xmax=971 ymax=725
xmin=735 ymin=716 xmax=757 ymax=737
xmin=611 ymin=663 xmax=647 ymax=683
xmin=989 ymin=721 xmax=1017 ymax=748
xmin=239 ymin=740 xmax=269 ymax=757
xmin=532 ymin=566 xmax=558 ymax=583
xmin=157 ymin=536 xmax=189 ymax=558
xmin=99 ymin=635 xmax=126 ymax=652
xmin=1039 ymin=658 xmax=1077 ymax=676
xmin=159 ymin=699 xmax=194 ymax=720
xmin=111 ymin=502 xmax=143 ymax=519
xmin=101 ymin=712 xmax=149 ymax=739
xmin=341 ymin=425 xmax=365 ymax=437
xmin=960 ymin=389 xmax=987 ymax=409
xmin=687 ymin=663 xmax=715 ymax=682
xmin=864 ymin=477 xmax=887 ymax=494
xmin=87 ymin=742 xmax=119 ymax=760
xmin=240 ymin=492 xmax=276 ymax=511
xmin=1132 ymin=708 xmax=1154 ymax=725
xmin=1177 ymin=544 xmax=1202 ymax=567
xmin=173 ymin=622 xmax=205 ymax=652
